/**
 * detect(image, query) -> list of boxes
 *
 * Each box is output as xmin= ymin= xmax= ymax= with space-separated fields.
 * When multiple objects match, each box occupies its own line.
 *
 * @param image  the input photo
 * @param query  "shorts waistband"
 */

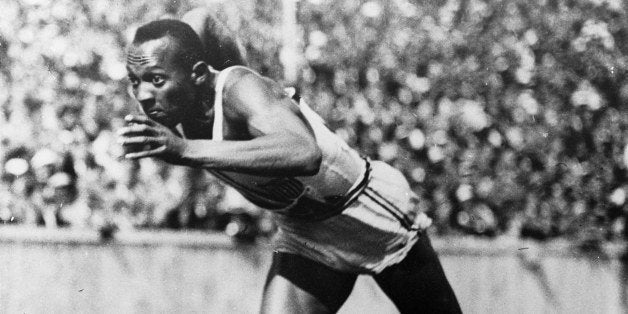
xmin=278 ymin=157 xmax=371 ymax=221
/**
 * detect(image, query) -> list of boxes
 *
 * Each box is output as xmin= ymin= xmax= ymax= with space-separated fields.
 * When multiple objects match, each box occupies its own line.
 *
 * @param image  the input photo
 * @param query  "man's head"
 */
xmin=126 ymin=19 xmax=208 ymax=127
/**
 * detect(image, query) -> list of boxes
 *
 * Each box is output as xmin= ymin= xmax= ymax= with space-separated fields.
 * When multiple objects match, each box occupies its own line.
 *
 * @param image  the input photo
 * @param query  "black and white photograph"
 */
xmin=0 ymin=0 xmax=626 ymax=313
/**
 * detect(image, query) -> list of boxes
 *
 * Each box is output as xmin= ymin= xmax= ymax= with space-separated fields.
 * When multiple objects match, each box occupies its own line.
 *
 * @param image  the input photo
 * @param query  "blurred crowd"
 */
xmin=0 ymin=94 xmax=266 ymax=236
xmin=292 ymin=0 xmax=628 ymax=243
xmin=0 ymin=0 xmax=269 ymax=239
xmin=1 ymin=0 xmax=628 ymax=242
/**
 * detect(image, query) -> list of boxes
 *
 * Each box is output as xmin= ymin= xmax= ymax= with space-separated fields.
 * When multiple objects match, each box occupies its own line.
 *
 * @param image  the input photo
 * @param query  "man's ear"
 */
xmin=191 ymin=61 xmax=210 ymax=86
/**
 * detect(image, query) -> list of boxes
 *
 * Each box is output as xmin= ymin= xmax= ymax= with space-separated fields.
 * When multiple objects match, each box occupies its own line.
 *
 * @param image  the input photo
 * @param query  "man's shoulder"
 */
xmin=223 ymin=66 xmax=260 ymax=86
xmin=219 ymin=67 xmax=272 ymax=120
xmin=222 ymin=66 xmax=285 ymax=102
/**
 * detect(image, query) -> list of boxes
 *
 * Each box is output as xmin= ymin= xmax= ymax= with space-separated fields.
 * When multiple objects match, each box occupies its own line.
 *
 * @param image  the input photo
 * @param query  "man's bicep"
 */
xmin=248 ymin=102 xmax=315 ymax=140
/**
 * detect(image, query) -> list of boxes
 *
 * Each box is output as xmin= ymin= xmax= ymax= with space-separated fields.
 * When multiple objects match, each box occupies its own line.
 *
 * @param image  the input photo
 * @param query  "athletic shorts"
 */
xmin=271 ymin=160 xmax=427 ymax=274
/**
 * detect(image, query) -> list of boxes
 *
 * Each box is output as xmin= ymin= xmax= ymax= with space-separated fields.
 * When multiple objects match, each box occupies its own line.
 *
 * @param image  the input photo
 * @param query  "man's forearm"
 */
xmin=182 ymin=135 xmax=322 ymax=176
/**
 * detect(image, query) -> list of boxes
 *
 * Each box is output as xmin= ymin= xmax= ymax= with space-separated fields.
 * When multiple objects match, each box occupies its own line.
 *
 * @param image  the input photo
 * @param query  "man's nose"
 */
xmin=135 ymin=82 xmax=154 ymax=102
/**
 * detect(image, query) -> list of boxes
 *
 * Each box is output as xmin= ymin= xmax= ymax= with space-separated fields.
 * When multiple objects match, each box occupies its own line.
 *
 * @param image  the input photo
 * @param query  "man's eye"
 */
xmin=152 ymin=75 xmax=165 ymax=85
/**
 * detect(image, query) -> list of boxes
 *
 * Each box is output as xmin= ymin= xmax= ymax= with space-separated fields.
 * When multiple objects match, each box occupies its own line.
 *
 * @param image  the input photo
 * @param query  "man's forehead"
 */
xmin=126 ymin=37 xmax=177 ymax=66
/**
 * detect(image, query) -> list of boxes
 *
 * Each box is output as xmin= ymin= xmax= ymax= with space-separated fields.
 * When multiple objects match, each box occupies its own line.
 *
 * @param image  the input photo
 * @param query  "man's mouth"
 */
xmin=147 ymin=109 xmax=165 ymax=118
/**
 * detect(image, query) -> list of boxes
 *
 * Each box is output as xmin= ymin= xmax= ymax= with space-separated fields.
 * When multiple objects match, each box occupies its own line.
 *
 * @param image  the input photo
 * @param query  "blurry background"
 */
xmin=1 ymin=0 xmax=628 ymax=313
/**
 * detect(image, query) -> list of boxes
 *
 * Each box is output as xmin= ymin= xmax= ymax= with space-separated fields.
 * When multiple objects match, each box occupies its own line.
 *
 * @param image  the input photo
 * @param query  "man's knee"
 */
xmin=263 ymin=252 xmax=357 ymax=312
xmin=261 ymin=275 xmax=330 ymax=314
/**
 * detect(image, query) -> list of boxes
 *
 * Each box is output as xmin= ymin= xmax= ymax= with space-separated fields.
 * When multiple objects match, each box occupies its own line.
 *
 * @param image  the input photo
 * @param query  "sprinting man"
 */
xmin=118 ymin=15 xmax=462 ymax=313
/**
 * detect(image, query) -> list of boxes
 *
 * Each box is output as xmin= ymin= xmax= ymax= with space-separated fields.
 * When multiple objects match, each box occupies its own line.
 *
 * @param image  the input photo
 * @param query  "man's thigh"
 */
xmin=373 ymin=234 xmax=462 ymax=314
xmin=261 ymin=252 xmax=357 ymax=314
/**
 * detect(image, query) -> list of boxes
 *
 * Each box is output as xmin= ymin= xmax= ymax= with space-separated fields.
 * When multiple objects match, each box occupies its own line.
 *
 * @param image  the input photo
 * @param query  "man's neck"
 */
xmin=178 ymin=67 xmax=221 ymax=140
xmin=178 ymin=103 xmax=213 ymax=140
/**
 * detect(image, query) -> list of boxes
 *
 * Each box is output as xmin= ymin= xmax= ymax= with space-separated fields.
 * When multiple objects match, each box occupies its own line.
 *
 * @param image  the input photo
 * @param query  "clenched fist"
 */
xmin=117 ymin=115 xmax=188 ymax=165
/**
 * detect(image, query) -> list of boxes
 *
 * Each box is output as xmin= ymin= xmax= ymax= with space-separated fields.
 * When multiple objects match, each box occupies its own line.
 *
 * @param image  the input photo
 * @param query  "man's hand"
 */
xmin=117 ymin=115 xmax=188 ymax=165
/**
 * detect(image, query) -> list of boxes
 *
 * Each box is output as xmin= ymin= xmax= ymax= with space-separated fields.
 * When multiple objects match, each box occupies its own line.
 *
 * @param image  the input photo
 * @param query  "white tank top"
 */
xmin=208 ymin=66 xmax=368 ymax=220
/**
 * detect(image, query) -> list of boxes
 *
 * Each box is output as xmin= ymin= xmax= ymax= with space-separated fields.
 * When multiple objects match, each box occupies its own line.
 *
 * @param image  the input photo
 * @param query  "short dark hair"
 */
xmin=132 ymin=19 xmax=204 ymax=70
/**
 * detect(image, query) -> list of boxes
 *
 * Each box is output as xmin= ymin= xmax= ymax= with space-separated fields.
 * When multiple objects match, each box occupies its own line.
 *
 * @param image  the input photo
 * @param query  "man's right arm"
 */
xmin=179 ymin=68 xmax=323 ymax=176
xmin=119 ymin=67 xmax=322 ymax=177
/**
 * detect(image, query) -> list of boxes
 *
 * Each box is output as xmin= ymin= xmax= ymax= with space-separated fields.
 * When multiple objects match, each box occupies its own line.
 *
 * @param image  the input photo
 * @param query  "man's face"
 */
xmin=126 ymin=37 xmax=195 ymax=127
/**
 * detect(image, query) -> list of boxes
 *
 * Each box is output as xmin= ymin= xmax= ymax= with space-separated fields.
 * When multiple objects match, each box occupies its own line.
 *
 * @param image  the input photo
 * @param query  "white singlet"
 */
xmin=208 ymin=66 xmax=426 ymax=273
